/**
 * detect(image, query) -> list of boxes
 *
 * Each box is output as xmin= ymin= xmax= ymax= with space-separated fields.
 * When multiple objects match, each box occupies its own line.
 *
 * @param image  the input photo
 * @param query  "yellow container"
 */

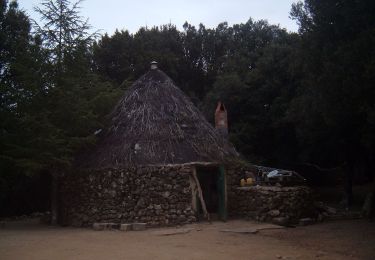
xmin=240 ymin=178 xmax=246 ymax=187
xmin=246 ymin=178 xmax=253 ymax=186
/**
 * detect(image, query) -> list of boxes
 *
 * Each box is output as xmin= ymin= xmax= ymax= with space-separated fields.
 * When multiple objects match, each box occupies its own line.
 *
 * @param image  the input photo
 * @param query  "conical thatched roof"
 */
xmin=83 ymin=68 xmax=239 ymax=169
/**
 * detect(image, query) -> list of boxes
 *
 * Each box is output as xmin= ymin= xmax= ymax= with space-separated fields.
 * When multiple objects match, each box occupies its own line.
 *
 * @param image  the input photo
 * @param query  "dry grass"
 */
xmin=80 ymin=69 xmax=238 ymax=169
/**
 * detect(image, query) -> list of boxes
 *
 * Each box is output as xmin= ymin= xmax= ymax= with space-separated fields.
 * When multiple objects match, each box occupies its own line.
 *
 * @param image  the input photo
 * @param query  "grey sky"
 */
xmin=17 ymin=0 xmax=298 ymax=35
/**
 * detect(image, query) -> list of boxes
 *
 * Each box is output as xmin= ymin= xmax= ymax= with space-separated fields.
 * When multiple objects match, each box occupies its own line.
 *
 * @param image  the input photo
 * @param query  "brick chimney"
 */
xmin=215 ymin=101 xmax=228 ymax=137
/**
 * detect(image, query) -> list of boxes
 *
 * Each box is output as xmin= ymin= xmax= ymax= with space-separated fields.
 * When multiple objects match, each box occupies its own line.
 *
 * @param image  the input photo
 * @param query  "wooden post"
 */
xmin=218 ymin=165 xmax=227 ymax=221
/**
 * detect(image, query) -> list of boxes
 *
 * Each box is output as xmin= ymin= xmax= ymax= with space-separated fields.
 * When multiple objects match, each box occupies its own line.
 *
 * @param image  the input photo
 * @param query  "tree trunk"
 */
xmin=369 ymin=150 xmax=375 ymax=220
xmin=342 ymin=163 xmax=354 ymax=209
xmin=370 ymin=181 xmax=375 ymax=220
xmin=363 ymin=149 xmax=375 ymax=220
xmin=50 ymin=173 xmax=59 ymax=225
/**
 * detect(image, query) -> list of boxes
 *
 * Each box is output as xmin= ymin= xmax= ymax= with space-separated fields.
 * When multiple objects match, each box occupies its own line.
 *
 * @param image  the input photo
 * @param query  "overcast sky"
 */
xmin=17 ymin=0 xmax=298 ymax=35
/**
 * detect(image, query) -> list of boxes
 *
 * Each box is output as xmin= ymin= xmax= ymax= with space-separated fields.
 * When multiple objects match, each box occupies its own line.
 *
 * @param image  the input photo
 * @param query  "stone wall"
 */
xmin=60 ymin=165 xmax=196 ymax=227
xmin=60 ymin=163 xmax=317 ymax=227
xmin=231 ymin=186 xmax=317 ymax=223
xmin=226 ymin=164 xmax=257 ymax=215
xmin=226 ymin=165 xmax=317 ymax=223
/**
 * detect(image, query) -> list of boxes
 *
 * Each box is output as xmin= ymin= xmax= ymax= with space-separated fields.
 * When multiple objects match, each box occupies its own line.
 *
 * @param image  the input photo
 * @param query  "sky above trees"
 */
xmin=17 ymin=0 xmax=298 ymax=34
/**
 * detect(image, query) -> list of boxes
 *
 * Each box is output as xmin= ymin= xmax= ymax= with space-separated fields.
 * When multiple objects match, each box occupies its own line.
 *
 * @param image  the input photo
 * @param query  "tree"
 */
xmin=33 ymin=0 xmax=97 ymax=80
xmin=0 ymin=0 xmax=53 ymax=217
xmin=203 ymin=35 xmax=299 ymax=166
xmin=29 ymin=0 xmax=118 ymax=170
xmin=0 ymin=0 xmax=121 ymax=220
xmin=0 ymin=0 xmax=50 ymax=173
xmin=290 ymin=0 xmax=375 ymax=207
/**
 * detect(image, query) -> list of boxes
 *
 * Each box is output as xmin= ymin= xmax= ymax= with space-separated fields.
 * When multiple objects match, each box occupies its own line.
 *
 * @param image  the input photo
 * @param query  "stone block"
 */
xmin=109 ymin=223 xmax=120 ymax=229
xmin=272 ymin=217 xmax=289 ymax=226
xmin=299 ymin=218 xmax=313 ymax=226
xmin=268 ymin=209 xmax=280 ymax=217
xmin=325 ymin=206 xmax=337 ymax=215
xmin=119 ymin=224 xmax=132 ymax=231
xmin=132 ymin=222 xmax=147 ymax=231
xmin=93 ymin=223 xmax=104 ymax=231
xmin=93 ymin=222 xmax=119 ymax=230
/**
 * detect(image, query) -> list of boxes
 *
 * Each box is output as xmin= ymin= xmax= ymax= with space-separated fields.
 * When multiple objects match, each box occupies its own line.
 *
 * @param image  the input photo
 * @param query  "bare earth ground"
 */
xmin=0 ymin=219 xmax=374 ymax=260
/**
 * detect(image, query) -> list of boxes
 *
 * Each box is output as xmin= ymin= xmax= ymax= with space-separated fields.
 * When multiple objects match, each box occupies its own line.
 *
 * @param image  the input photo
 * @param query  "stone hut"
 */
xmin=60 ymin=63 xmax=317 ymax=227
xmin=60 ymin=63 xmax=241 ymax=227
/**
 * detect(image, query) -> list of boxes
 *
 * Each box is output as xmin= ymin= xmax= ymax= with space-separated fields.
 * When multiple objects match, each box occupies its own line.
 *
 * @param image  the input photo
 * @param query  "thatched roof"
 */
xmin=82 ymin=68 xmax=239 ymax=169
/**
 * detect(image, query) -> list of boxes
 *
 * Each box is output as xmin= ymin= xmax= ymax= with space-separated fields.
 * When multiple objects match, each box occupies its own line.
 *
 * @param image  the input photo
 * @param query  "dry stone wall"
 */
xmin=226 ymin=164 xmax=257 ymax=215
xmin=226 ymin=165 xmax=317 ymax=223
xmin=60 ymin=165 xmax=196 ymax=227
xmin=231 ymin=186 xmax=317 ymax=223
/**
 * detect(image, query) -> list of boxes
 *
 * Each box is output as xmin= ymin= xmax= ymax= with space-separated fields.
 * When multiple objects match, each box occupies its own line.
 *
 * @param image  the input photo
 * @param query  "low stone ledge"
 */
xmin=93 ymin=222 xmax=119 ymax=231
xmin=236 ymin=186 xmax=309 ymax=192
xmin=119 ymin=224 xmax=132 ymax=231
xmin=132 ymin=223 xmax=147 ymax=231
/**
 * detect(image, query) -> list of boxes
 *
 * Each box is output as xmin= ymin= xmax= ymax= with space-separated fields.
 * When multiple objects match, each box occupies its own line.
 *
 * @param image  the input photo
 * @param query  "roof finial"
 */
xmin=150 ymin=61 xmax=158 ymax=70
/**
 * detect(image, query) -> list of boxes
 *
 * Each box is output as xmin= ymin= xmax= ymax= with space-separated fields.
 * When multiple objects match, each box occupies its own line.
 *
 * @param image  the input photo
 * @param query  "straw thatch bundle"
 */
xmin=83 ymin=68 xmax=238 ymax=168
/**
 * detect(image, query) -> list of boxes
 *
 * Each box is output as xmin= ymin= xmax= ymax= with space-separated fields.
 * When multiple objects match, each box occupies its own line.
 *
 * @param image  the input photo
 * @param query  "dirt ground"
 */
xmin=0 ymin=219 xmax=374 ymax=260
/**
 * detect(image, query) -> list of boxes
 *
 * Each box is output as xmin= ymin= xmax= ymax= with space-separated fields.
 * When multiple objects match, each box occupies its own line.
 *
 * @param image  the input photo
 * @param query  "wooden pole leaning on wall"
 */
xmin=192 ymin=166 xmax=210 ymax=222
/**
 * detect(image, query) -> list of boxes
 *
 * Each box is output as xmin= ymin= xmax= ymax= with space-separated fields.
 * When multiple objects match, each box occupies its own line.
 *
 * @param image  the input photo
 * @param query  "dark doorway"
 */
xmin=196 ymin=165 xmax=226 ymax=221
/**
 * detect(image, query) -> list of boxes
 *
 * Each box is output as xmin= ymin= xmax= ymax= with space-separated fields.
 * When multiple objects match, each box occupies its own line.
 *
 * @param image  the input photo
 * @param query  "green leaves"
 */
xmin=0 ymin=0 xmax=120 ymax=178
xmin=2 ymin=0 xmax=374 ymax=183
xmin=288 ymin=0 xmax=375 ymax=171
xmin=33 ymin=0 xmax=97 ymax=64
